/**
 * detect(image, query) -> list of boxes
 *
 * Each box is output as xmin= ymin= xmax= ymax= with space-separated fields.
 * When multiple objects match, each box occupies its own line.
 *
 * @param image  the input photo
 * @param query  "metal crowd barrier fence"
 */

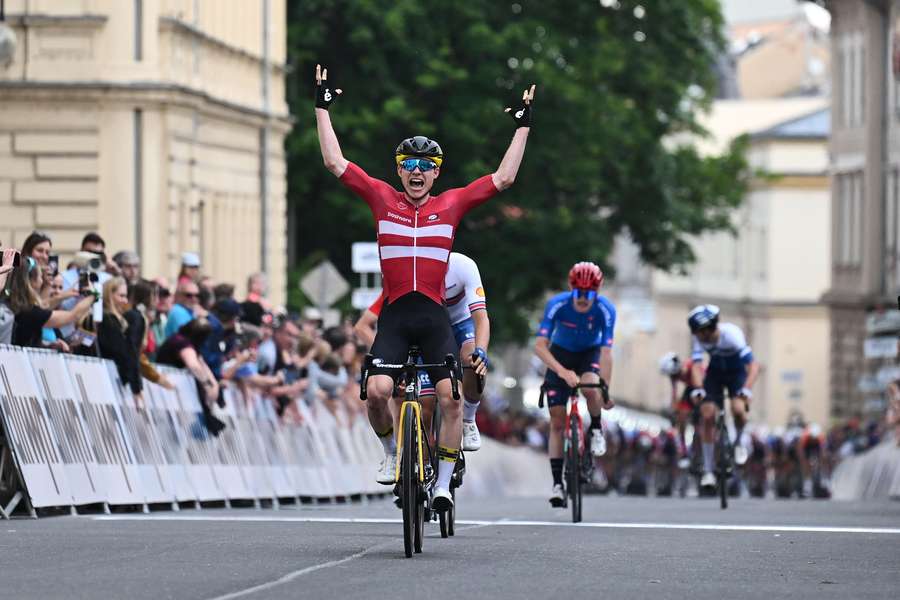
xmin=0 ymin=344 xmax=385 ymax=518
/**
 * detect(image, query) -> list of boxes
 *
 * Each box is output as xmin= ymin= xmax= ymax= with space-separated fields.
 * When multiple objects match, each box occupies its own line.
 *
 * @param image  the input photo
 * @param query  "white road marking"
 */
xmin=202 ymin=521 xmax=490 ymax=600
xmin=93 ymin=515 xmax=900 ymax=535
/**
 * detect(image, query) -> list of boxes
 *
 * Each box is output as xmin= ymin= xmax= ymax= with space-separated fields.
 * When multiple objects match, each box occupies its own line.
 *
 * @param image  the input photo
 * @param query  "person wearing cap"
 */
xmin=201 ymin=298 xmax=243 ymax=380
xmin=178 ymin=252 xmax=201 ymax=285
xmin=112 ymin=250 xmax=141 ymax=285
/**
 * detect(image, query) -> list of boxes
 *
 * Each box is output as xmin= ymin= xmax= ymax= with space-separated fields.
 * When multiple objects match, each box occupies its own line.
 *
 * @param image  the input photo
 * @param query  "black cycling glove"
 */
xmin=315 ymin=65 xmax=341 ymax=110
xmin=505 ymin=84 xmax=536 ymax=127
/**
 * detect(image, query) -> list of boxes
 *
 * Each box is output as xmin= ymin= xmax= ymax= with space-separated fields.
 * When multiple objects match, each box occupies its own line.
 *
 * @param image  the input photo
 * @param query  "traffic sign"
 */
xmin=300 ymin=260 xmax=349 ymax=307
xmin=352 ymin=242 xmax=380 ymax=273
xmin=352 ymin=288 xmax=382 ymax=310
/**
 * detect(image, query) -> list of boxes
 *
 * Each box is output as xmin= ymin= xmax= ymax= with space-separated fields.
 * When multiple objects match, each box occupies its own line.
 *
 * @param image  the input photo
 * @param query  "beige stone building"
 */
xmin=0 ymin=0 xmax=290 ymax=304
xmin=610 ymin=98 xmax=832 ymax=429
xmin=821 ymin=0 xmax=900 ymax=420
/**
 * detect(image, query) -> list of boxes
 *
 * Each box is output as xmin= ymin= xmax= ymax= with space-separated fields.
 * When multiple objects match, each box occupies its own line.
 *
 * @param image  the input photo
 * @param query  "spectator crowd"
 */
xmin=0 ymin=231 xmax=370 ymax=437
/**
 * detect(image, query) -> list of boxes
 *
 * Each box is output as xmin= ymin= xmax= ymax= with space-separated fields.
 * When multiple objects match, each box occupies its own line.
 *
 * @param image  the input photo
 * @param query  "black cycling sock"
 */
xmin=589 ymin=414 xmax=603 ymax=431
xmin=550 ymin=458 xmax=564 ymax=486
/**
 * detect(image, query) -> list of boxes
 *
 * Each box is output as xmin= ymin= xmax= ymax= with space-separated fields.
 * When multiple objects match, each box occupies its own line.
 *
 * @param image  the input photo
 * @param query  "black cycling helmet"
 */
xmin=395 ymin=136 xmax=443 ymax=166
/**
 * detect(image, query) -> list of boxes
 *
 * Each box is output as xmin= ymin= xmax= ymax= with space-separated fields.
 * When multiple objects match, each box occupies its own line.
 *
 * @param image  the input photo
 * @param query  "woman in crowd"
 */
xmin=8 ymin=257 xmax=94 ymax=348
xmin=20 ymin=231 xmax=58 ymax=304
xmin=156 ymin=317 xmax=225 ymax=435
xmin=97 ymin=277 xmax=143 ymax=407
xmin=126 ymin=279 xmax=174 ymax=390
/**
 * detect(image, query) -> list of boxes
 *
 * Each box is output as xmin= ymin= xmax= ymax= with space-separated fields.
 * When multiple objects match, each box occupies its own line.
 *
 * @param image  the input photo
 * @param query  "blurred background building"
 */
xmin=0 ymin=0 xmax=290 ymax=304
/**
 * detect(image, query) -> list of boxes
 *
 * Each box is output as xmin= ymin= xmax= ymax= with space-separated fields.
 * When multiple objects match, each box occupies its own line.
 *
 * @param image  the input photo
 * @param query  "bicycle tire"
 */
xmin=439 ymin=503 xmax=449 ymax=538
xmin=568 ymin=413 xmax=582 ymax=523
xmin=448 ymin=487 xmax=456 ymax=536
xmin=716 ymin=418 xmax=729 ymax=510
xmin=401 ymin=404 xmax=417 ymax=557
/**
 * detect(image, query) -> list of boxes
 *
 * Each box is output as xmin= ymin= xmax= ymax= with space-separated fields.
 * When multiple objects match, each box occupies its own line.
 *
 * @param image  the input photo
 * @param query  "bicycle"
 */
xmin=361 ymin=347 xmax=460 ymax=558
xmin=539 ymin=382 xmax=607 ymax=523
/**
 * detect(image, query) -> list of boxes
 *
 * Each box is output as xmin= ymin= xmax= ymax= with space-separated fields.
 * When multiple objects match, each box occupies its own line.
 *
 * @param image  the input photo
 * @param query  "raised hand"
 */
xmin=505 ymin=84 xmax=536 ymax=127
xmin=315 ymin=63 xmax=343 ymax=110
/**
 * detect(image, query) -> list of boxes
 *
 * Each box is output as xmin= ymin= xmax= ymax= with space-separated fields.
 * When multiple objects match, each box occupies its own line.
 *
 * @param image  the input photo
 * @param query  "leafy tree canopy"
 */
xmin=286 ymin=0 xmax=752 ymax=342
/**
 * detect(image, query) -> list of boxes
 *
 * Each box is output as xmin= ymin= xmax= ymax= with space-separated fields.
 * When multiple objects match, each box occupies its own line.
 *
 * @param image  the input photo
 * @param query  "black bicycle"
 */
xmin=539 ymin=382 xmax=608 ymax=523
xmin=361 ymin=347 xmax=460 ymax=558
xmin=714 ymin=408 xmax=734 ymax=510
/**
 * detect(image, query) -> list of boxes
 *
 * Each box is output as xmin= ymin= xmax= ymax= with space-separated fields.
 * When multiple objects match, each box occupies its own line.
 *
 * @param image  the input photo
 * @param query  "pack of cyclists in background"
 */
xmin=315 ymin=62 xmax=534 ymax=512
xmin=533 ymin=261 xmax=616 ymax=507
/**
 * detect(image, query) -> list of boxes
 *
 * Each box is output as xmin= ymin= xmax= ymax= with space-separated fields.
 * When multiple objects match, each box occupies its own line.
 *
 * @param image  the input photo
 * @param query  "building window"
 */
xmin=889 ymin=168 xmax=900 ymax=289
xmin=837 ymin=171 xmax=864 ymax=267
xmin=840 ymin=32 xmax=866 ymax=129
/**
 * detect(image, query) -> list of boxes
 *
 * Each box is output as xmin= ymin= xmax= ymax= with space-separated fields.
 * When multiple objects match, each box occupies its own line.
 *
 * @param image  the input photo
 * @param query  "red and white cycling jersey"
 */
xmin=340 ymin=162 xmax=497 ymax=305
xmin=368 ymin=252 xmax=487 ymax=325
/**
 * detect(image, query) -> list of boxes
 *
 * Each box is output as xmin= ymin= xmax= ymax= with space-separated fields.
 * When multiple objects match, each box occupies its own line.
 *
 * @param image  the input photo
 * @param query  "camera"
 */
xmin=78 ymin=271 xmax=99 ymax=296
xmin=48 ymin=254 xmax=59 ymax=277
xmin=71 ymin=251 xmax=104 ymax=274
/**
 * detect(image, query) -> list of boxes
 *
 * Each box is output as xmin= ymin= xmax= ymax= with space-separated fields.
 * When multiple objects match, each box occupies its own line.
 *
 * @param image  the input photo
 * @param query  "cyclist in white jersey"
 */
xmin=687 ymin=305 xmax=760 ymax=489
xmin=354 ymin=252 xmax=490 ymax=461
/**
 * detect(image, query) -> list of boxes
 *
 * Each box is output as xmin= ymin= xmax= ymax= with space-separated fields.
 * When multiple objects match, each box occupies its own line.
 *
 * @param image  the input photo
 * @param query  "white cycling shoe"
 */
xmin=734 ymin=445 xmax=749 ymax=466
xmin=432 ymin=486 xmax=453 ymax=512
xmin=590 ymin=429 xmax=607 ymax=457
xmin=700 ymin=471 xmax=716 ymax=488
xmin=549 ymin=483 xmax=566 ymax=507
xmin=462 ymin=421 xmax=482 ymax=451
xmin=376 ymin=453 xmax=397 ymax=485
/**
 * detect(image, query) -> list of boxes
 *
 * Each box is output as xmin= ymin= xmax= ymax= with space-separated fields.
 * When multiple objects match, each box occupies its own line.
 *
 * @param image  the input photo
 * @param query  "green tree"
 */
xmin=286 ymin=0 xmax=751 ymax=341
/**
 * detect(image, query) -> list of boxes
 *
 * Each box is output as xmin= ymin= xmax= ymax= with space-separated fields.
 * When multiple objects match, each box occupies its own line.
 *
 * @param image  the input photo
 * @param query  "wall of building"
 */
xmin=0 ymin=0 xmax=290 ymax=304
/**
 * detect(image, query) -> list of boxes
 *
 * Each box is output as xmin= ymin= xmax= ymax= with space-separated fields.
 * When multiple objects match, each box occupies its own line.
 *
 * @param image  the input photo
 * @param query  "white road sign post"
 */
xmin=351 ymin=241 xmax=381 ymax=310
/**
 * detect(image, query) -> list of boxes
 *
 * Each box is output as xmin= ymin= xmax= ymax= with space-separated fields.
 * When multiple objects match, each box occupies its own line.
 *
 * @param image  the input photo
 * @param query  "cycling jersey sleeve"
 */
xmin=460 ymin=255 xmax=487 ymax=314
xmin=537 ymin=297 xmax=561 ymax=339
xmin=598 ymin=299 xmax=616 ymax=348
xmin=339 ymin=162 xmax=396 ymax=209
xmin=452 ymin=174 xmax=500 ymax=215
xmin=691 ymin=337 xmax=704 ymax=362
xmin=740 ymin=347 xmax=754 ymax=365
xmin=368 ymin=290 xmax=386 ymax=318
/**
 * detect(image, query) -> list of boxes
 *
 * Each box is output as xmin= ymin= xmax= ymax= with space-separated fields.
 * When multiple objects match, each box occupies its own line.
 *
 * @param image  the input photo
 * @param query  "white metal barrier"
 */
xmin=0 ymin=345 xmax=384 ymax=517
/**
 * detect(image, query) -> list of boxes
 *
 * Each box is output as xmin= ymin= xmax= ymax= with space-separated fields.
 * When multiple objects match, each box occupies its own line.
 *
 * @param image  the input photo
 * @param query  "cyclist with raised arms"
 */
xmin=315 ymin=64 xmax=534 ymax=512
xmin=687 ymin=305 xmax=760 ymax=491
xmin=355 ymin=252 xmax=490 ymax=452
xmin=534 ymin=262 xmax=616 ymax=507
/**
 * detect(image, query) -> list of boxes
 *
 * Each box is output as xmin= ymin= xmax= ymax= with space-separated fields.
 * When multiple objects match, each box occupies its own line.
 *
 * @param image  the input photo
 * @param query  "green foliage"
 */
xmin=286 ymin=0 xmax=752 ymax=341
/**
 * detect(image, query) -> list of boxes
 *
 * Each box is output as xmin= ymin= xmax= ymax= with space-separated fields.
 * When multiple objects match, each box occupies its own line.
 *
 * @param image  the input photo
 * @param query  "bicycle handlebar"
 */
xmin=360 ymin=353 xmax=461 ymax=401
xmin=538 ymin=381 xmax=609 ymax=409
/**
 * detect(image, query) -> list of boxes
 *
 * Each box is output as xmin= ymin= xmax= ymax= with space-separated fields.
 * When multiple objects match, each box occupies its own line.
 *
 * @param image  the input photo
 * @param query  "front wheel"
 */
xmin=568 ymin=414 xmax=583 ymax=523
xmin=401 ymin=405 xmax=418 ymax=557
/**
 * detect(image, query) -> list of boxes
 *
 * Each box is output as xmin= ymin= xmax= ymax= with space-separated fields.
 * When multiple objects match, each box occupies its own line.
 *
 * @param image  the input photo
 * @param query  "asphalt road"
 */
xmin=2 ymin=495 xmax=899 ymax=600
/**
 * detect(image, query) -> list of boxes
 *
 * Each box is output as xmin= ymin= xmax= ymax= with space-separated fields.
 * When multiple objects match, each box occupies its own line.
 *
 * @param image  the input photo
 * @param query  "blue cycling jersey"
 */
xmin=691 ymin=322 xmax=754 ymax=372
xmin=536 ymin=291 xmax=616 ymax=352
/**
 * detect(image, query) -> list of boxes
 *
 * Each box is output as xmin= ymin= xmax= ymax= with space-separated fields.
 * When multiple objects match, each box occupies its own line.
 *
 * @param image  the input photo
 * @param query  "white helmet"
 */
xmin=658 ymin=352 xmax=682 ymax=376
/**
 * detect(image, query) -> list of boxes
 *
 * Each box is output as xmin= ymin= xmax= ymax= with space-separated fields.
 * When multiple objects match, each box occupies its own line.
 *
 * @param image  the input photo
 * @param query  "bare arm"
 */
xmin=535 ymin=336 xmax=566 ymax=377
xmin=599 ymin=347 xmax=613 ymax=385
xmin=316 ymin=108 xmax=349 ymax=177
xmin=743 ymin=360 xmax=761 ymax=390
xmin=491 ymin=127 xmax=530 ymax=191
xmin=45 ymin=295 xmax=95 ymax=329
xmin=353 ymin=309 xmax=378 ymax=348
xmin=472 ymin=309 xmax=490 ymax=352
xmin=314 ymin=64 xmax=348 ymax=177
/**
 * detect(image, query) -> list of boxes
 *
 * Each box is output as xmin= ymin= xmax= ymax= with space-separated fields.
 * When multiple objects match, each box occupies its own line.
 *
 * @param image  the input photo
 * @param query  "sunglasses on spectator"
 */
xmin=399 ymin=157 xmax=438 ymax=173
xmin=182 ymin=292 xmax=200 ymax=299
xmin=573 ymin=288 xmax=597 ymax=300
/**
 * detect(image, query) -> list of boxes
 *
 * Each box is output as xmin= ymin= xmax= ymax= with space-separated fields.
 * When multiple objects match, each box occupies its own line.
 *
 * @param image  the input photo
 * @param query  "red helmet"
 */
xmin=568 ymin=261 xmax=603 ymax=290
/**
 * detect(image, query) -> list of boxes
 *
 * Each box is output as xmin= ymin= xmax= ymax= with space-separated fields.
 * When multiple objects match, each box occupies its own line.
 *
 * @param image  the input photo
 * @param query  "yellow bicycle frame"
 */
xmin=394 ymin=400 xmax=425 ymax=483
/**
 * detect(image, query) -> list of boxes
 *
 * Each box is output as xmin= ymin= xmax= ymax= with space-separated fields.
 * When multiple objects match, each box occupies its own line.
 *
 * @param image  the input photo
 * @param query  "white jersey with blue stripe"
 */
xmin=691 ymin=322 xmax=754 ymax=372
xmin=444 ymin=252 xmax=486 ymax=326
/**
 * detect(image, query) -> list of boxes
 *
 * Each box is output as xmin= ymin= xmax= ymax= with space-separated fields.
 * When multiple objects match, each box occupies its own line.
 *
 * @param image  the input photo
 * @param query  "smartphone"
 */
xmin=48 ymin=254 xmax=59 ymax=276
xmin=11 ymin=252 xmax=20 ymax=268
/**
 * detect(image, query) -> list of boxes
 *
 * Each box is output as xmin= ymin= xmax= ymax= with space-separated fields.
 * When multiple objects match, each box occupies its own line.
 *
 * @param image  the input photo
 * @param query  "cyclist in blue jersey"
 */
xmin=687 ymin=305 xmax=760 ymax=490
xmin=534 ymin=262 xmax=616 ymax=507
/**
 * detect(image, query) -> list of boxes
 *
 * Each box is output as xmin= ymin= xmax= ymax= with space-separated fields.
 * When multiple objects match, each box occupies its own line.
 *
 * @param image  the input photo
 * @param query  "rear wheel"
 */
xmin=448 ymin=487 xmax=456 ymax=536
xmin=401 ymin=405 xmax=417 ymax=557
xmin=716 ymin=422 xmax=730 ymax=510
xmin=568 ymin=414 xmax=583 ymax=523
